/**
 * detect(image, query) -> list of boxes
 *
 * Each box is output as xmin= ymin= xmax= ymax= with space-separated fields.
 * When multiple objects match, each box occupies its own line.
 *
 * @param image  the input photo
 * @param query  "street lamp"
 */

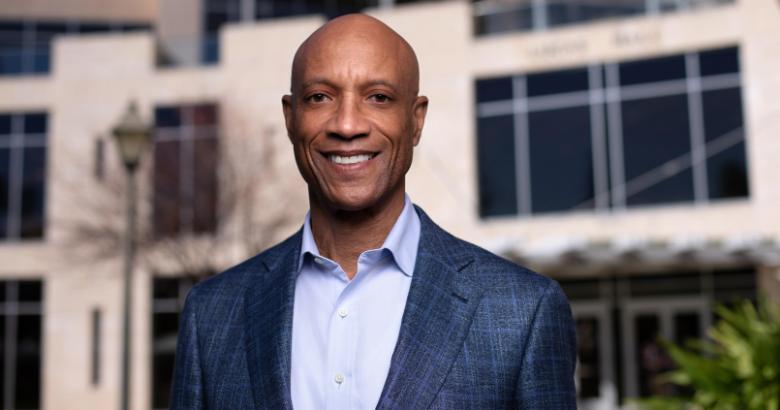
xmin=112 ymin=101 xmax=151 ymax=410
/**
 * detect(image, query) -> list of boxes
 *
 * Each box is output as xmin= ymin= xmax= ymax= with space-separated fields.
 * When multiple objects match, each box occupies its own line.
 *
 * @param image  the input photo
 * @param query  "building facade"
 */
xmin=0 ymin=0 xmax=779 ymax=409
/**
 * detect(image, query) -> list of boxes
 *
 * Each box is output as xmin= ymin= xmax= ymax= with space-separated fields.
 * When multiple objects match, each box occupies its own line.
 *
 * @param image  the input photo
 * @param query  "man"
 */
xmin=171 ymin=14 xmax=576 ymax=409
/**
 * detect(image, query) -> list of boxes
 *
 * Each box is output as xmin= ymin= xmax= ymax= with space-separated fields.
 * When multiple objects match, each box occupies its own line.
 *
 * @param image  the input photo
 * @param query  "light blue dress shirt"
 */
xmin=290 ymin=196 xmax=421 ymax=410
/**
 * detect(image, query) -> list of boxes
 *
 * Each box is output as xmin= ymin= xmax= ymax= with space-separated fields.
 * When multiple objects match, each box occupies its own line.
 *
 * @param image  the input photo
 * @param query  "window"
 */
xmin=473 ymin=0 xmax=735 ymax=36
xmin=151 ymin=277 xmax=196 ymax=410
xmin=153 ymin=103 xmax=219 ymax=238
xmin=475 ymin=46 xmax=748 ymax=218
xmin=0 ymin=20 xmax=148 ymax=76
xmin=0 ymin=280 xmax=44 ymax=410
xmin=200 ymin=0 xmax=374 ymax=63
xmin=0 ymin=112 xmax=47 ymax=239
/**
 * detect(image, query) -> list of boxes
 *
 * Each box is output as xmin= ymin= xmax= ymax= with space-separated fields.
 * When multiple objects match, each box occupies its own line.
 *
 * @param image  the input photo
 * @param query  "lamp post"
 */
xmin=112 ymin=102 xmax=151 ymax=410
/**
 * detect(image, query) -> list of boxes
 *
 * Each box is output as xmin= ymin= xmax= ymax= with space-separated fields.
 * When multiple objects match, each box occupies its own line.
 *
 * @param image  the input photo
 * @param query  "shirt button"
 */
xmin=314 ymin=258 xmax=326 ymax=265
xmin=334 ymin=373 xmax=345 ymax=384
xmin=337 ymin=307 xmax=349 ymax=318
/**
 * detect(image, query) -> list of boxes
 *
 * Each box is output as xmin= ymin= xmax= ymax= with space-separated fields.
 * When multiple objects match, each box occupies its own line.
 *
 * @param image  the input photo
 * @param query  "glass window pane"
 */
xmin=0 ymin=114 xmax=11 ymax=135
xmin=77 ymin=23 xmax=112 ymax=33
xmin=629 ymin=272 xmax=701 ymax=296
xmin=155 ymin=106 xmax=181 ymax=128
xmin=35 ymin=23 xmax=69 ymax=35
xmin=0 ymin=46 xmax=25 ymax=75
xmin=23 ymin=112 xmax=47 ymax=134
xmin=0 ymin=314 xmax=4 ymax=407
xmin=153 ymin=140 xmax=181 ymax=237
xmin=31 ymin=44 xmax=49 ymax=73
xmin=476 ymin=77 xmax=513 ymax=103
xmin=204 ymin=10 xmax=231 ymax=33
xmin=193 ymin=138 xmax=218 ymax=233
xmin=153 ymin=312 xmax=179 ymax=338
xmin=703 ymin=88 xmax=742 ymax=144
xmin=559 ymin=278 xmax=601 ymax=300
xmin=152 ymin=352 xmax=176 ymax=409
xmin=15 ymin=314 xmax=42 ymax=410
xmin=18 ymin=280 xmax=42 ymax=302
xmin=547 ymin=0 xmax=644 ymax=27
xmin=636 ymin=314 xmax=674 ymax=397
xmin=201 ymin=34 xmax=219 ymax=64
xmin=673 ymin=312 xmax=701 ymax=344
xmin=622 ymin=94 xmax=694 ymax=206
xmin=0 ymin=148 xmax=8 ymax=239
xmin=475 ymin=2 xmax=534 ymax=35
xmin=120 ymin=24 xmax=150 ymax=32
xmin=699 ymin=46 xmax=739 ymax=77
xmin=154 ymin=277 xmax=181 ymax=300
xmin=707 ymin=143 xmax=749 ymax=199
xmin=20 ymin=146 xmax=46 ymax=238
xmin=527 ymin=67 xmax=589 ymax=97
xmin=702 ymin=87 xmax=748 ymax=199
xmin=713 ymin=268 xmax=756 ymax=302
xmin=191 ymin=104 xmax=217 ymax=126
xmin=477 ymin=115 xmax=517 ymax=217
xmin=0 ymin=22 xmax=24 ymax=32
xmin=528 ymin=106 xmax=594 ymax=213
xmin=619 ymin=54 xmax=686 ymax=86
xmin=576 ymin=317 xmax=601 ymax=399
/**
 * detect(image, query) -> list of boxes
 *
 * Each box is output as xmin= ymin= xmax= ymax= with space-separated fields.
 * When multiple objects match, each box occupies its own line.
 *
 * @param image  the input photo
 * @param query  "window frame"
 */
xmin=474 ymin=46 xmax=747 ymax=218
xmin=0 ymin=112 xmax=47 ymax=240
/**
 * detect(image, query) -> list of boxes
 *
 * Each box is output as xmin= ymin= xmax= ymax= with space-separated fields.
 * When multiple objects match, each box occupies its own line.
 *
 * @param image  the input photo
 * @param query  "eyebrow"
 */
xmin=298 ymin=78 xmax=401 ymax=92
xmin=299 ymin=77 xmax=337 ymax=91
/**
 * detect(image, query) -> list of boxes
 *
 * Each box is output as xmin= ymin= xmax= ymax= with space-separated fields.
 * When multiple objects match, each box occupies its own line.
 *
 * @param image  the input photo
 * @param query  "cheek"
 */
xmin=291 ymin=139 xmax=316 ymax=181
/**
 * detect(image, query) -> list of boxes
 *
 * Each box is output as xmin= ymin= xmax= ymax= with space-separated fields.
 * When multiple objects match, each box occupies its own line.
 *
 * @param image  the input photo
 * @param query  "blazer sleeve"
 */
xmin=515 ymin=280 xmax=578 ymax=409
xmin=170 ymin=291 xmax=205 ymax=410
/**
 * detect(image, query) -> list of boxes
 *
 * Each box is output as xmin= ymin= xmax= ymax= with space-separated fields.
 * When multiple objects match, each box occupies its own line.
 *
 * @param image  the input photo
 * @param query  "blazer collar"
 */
xmin=376 ymin=207 xmax=483 ymax=409
xmin=244 ymin=230 xmax=301 ymax=410
xmin=243 ymin=206 xmax=482 ymax=410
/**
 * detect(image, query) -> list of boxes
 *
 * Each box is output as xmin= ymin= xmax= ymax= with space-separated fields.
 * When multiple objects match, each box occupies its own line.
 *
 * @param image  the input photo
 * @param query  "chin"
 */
xmin=330 ymin=194 xmax=381 ymax=212
xmin=318 ymin=186 xmax=386 ymax=213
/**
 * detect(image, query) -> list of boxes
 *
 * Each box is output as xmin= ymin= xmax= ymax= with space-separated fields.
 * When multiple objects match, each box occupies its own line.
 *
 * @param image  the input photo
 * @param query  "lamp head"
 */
xmin=112 ymin=102 xmax=151 ymax=171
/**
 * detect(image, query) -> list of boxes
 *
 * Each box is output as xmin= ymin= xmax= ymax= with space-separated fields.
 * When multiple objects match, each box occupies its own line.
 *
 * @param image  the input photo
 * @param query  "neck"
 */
xmin=309 ymin=189 xmax=406 ymax=280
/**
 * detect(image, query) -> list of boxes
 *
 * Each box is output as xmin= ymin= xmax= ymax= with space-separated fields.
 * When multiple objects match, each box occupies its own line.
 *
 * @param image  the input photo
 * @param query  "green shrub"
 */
xmin=637 ymin=298 xmax=780 ymax=410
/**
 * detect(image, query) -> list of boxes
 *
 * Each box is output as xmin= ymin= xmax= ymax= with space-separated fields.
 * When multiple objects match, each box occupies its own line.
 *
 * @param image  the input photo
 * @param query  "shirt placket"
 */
xmin=325 ymin=266 xmax=356 ymax=410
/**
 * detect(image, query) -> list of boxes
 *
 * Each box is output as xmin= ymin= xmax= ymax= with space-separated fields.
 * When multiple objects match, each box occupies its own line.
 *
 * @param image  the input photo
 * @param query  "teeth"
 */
xmin=330 ymin=154 xmax=372 ymax=165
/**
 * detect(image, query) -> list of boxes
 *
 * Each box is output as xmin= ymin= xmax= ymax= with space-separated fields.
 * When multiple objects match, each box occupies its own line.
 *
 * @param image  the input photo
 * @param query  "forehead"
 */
xmin=294 ymin=30 xmax=408 ymax=89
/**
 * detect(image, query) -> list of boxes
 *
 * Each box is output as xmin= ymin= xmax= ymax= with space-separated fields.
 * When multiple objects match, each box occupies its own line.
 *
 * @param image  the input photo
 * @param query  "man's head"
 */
xmin=282 ymin=14 xmax=428 ymax=213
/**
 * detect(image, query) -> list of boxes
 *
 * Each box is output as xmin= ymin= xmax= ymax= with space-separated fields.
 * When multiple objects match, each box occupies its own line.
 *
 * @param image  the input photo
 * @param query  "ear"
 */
xmin=411 ymin=95 xmax=428 ymax=146
xmin=282 ymin=94 xmax=294 ymax=142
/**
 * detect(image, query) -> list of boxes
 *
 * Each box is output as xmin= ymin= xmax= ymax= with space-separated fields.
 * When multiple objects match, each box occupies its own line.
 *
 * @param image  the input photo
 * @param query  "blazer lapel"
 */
xmin=244 ymin=232 xmax=301 ymax=410
xmin=376 ymin=210 xmax=484 ymax=409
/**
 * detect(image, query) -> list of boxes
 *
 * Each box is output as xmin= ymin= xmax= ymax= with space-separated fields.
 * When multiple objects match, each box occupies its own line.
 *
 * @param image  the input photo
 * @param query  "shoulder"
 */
xmin=183 ymin=229 xmax=302 ymax=309
xmin=415 ymin=206 xmax=560 ymax=298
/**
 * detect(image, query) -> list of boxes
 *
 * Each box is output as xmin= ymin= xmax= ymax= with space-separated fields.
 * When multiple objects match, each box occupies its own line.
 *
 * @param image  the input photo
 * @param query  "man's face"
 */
xmin=283 ymin=24 xmax=427 ymax=212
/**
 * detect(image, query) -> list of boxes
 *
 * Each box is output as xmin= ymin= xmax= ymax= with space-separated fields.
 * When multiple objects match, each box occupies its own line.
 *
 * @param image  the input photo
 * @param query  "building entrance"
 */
xmin=560 ymin=268 xmax=755 ymax=409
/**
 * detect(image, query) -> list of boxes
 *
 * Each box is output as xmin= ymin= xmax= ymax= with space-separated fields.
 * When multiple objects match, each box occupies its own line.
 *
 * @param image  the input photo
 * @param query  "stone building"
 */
xmin=1 ymin=0 xmax=778 ymax=409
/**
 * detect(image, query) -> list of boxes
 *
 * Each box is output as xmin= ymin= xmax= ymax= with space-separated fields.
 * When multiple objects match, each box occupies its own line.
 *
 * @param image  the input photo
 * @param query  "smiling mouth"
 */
xmin=327 ymin=153 xmax=377 ymax=165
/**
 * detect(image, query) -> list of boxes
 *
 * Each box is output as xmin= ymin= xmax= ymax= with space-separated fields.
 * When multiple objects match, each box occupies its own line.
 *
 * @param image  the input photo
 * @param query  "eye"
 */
xmin=369 ymin=94 xmax=391 ymax=104
xmin=306 ymin=93 xmax=330 ymax=103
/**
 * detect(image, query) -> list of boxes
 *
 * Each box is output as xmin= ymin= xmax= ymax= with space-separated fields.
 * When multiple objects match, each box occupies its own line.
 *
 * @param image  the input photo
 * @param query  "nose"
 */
xmin=326 ymin=94 xmax=370 ymax=140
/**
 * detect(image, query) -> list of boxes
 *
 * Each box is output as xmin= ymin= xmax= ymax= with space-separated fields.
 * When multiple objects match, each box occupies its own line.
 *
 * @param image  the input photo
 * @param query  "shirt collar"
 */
xmin=297 ymin=195 xmax=421 ymax=277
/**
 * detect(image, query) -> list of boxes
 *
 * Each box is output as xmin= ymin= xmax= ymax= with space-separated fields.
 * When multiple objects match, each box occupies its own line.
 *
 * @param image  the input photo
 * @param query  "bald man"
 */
xmin=170 ymin=14 xmax=576 ymax=410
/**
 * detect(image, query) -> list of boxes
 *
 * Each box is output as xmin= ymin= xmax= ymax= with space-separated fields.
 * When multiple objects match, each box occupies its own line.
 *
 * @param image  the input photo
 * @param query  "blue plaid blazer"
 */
xmin=170 ymin=207 xmax=577 ymax=409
